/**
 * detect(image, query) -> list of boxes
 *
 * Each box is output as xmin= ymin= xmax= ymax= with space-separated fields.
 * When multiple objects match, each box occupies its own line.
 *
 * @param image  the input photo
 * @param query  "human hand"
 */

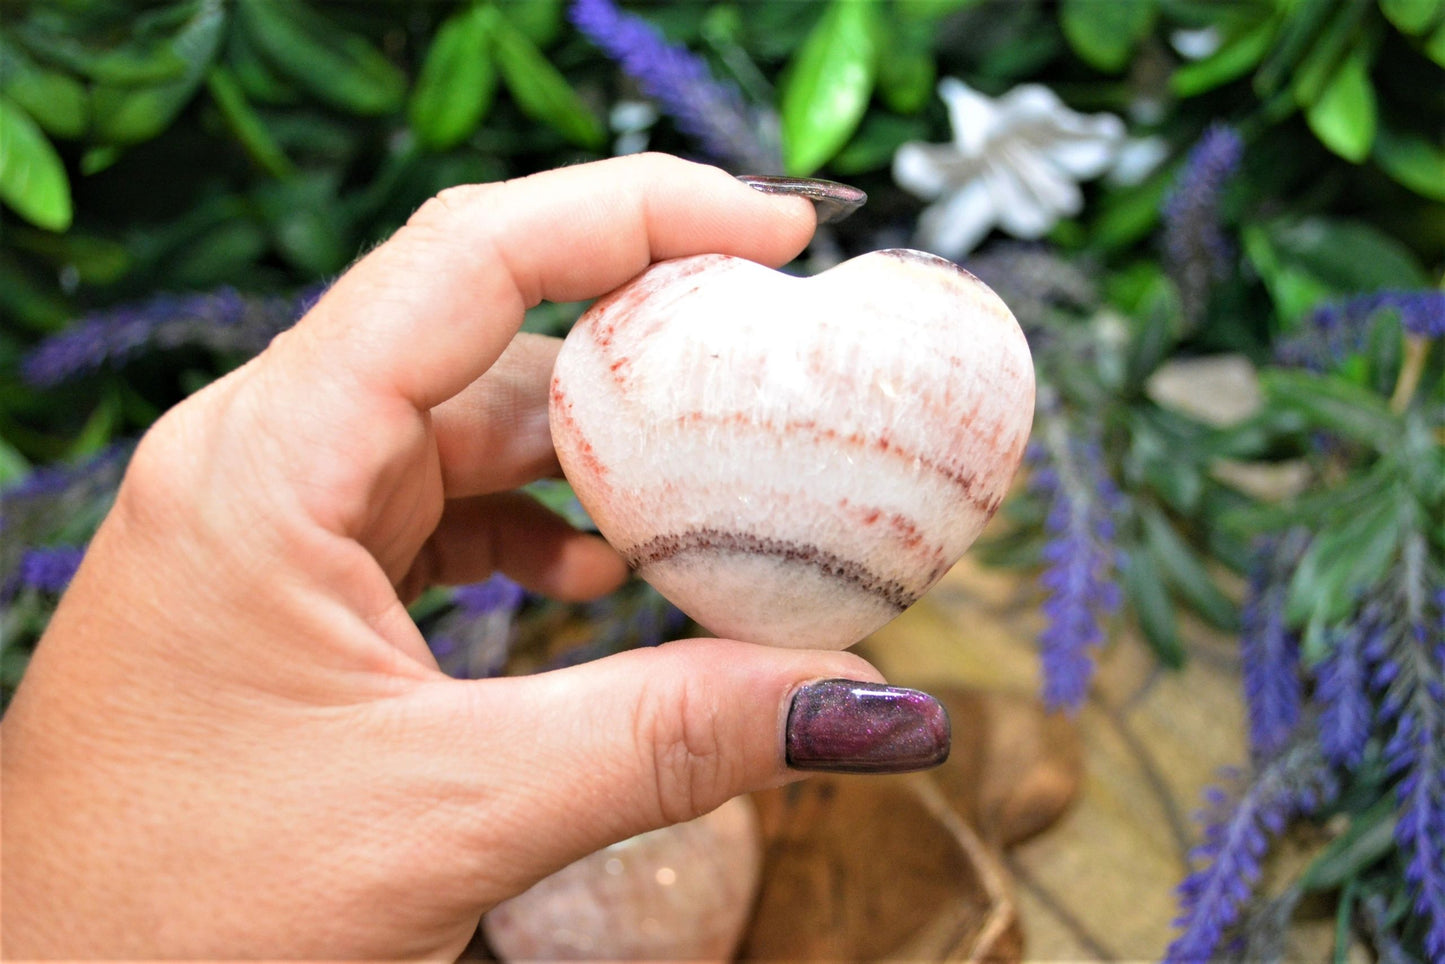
xmin=1 ymin=154 xmax=949 ymax=958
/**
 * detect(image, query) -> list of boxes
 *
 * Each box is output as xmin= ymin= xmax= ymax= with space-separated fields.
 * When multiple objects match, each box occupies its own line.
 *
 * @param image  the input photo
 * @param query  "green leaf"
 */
xmin=1125 ymin=547 xmax=1186 ymax=668
xmin=1263 ymin=217 xmax=1430 ymax=295
xmin=0 ymin=38 xmax=89 ymax=139
xmin=13 ymin=20 xmax=187 ymax=86
xmin=1284 ymin=493 xmax=1403 ymax=624
xmin=1378 ymin=0 xmax=1445 ymax=35
xmin=255 ymin=173 xmax=351 ymax=275
xmin=1092 ymin=168 xmax=1172 ymax=250
xmin=1170 ymin=14 xmax=1278 ymax=97
xmin=409 ymin=5 xmax=498 ymax=151
xmin=91 ymin=0 xmax=227 ymax=144
xmin=205 ymin=66 xmax=293 ymax=178
xmin=1123 ymin=274 xmax=1184 ymax=390
xmin=166 ymin=220 xmax=269 ymax=288
xmin=1242 ymin=223 xmax=1331 ymax=327
xmin=1289 ymin=0 xmax=1373 ymax=108
xmin=79 ymin=145 xmax=123 ymax=176
xmin=492 ymin=12 xmax=604 ymax=149
xmin=1425 ymin=15 xmax=1445 ymax=65
xmin=1333 ymin=880 xmax=1359 ymax=964
xmin=1139 ymin=504 xmax=1239 ymax=630
xmin=1373 ymin=122 xmax=1445 ymax=200
xmin=780 ymin=0 xmax=878 ymax=176
xmin=1304 ymin=44 xmax=1377 ymax=163
xmin=1060 ymin=0 xmax=1157 ymax=73
xmin=225 ymin=21 xmax=299 ymax=106
xmin=6 ymin=228 xmax=130 ymax=284
xmin=0 ymin=254 xmax=70 ymax=330
xmin=829 ymin=112 xmax=927 ymax=174
xmin=68 ymin=395 xmax=122 ymax=458
xmin=1255 ymin=0 xmax=1335 ymax=96
xmin=1247 ymin=216 xmax=1430 ymax=329
xmin=896 ymin=0 xmax=985 ymax=20
xmin=0 ymin=436 xmax=28 ymax=489
xmin=1221 ymin=465 xmax=1379 ymax=534
xmin=500 ymin=0 xmax=565 ymax=48
xmin=876 ymin=17 xmax=935 ymax=114
xmin=236 ymin=0 xmax=405 ymax=115
xmin=1299 ymin=796 xmax=1397 ymax=891
xmin=1261 ymin=369 xmax=1402 ymax=446
xmin=0 ymin=95 xmax=72 ymax=231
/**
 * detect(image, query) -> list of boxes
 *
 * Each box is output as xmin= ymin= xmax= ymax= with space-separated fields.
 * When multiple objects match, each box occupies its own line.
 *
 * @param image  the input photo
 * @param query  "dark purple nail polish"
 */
xmin=786 ymin=679 xmax=950 ymax=774
xmin=736 ymin=175 xmax=868 ymax=225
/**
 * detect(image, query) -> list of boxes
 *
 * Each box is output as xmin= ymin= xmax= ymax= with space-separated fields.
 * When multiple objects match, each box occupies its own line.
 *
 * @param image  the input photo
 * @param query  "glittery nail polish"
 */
xmin=785 ymin=679 xmax=951 ymax=774
xmin=736 ymin=175 xmax=868 ymax=225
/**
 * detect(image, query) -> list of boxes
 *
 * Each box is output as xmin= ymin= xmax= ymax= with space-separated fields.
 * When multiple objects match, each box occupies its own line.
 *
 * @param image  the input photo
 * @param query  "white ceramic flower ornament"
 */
xmin=550 ymin=178 xmax=1035 ymax=650
xmin=893 ymin=78 xmax=1126 ymax=258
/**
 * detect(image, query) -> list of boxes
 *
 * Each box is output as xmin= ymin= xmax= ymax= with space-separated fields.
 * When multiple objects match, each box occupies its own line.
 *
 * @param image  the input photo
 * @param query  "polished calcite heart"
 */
xmin=549 ymin=248 xmax=1035 ymax=650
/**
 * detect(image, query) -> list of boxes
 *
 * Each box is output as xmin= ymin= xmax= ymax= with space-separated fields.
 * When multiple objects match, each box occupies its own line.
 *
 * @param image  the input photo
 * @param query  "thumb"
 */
xmin=447 ymin=638 xmax=950 ymax=888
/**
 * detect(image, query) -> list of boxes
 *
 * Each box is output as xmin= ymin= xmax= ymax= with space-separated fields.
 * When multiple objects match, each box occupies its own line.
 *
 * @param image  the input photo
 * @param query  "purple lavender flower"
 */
xmin=1239 ymin=537 xmax=1303 ymax=760
xmin=1312 ymin=620 xmax=1372 ymax=769
xmin=1027 ymin=426 xmax=1125 ymax=713
xmin=1165 ymin=736 xmax=1338 ymax=963
xmin=1277 ymin=290 xmax=1445 ymax=370
xmin=425 ymin=575 xmax=527 ymax=680
xmin=963 ymin=243 xmax=1098 ymax=334
xmin=1162 ymin=123 xmax=1244 ymax=325
xmin=454 ymin=574 xmax=526 ymax=615
xmin=1 ymin=545 xmax=87 ymax=601
xmin=0 ymin=442 xmax=130 ymax=506
xmin=22 ymin=286 xmax=320 ymax=388
xmin=569 ymin=0 xmax=779 ymax=172
xmin=630 ymin=584 xmax=689 ymax=648
xmin=1 ymin=444 xmax=130 ymax=582
xmin=1368 ymin=602 xmax=1445 ymax=959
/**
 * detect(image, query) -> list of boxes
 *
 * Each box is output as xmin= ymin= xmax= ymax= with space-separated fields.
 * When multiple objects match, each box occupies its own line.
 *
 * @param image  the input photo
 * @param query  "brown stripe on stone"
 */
xmin=622 ymin=528 xmax=919 ymax=612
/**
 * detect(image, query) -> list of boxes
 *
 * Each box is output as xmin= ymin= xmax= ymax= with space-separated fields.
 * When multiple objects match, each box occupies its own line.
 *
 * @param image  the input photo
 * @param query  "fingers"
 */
xmin=277 ymin=154 xmax=817 ymax=412
xmin=398 ymin=492 xmax=627 ymax=603
xmin=425 ymin=640 xmax=949 ymax=891
xmin=429 ymin=333 xmax=563 ymax=498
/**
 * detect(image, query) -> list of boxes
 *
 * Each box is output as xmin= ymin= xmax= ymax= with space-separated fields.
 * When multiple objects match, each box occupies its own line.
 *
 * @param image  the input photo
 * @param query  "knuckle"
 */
xmin=635 ymin=678 xmax=728 ymax=826
xmin=116 ymin=407 xmax=200 ymax=516
xmin=410 ymin=183 xmax=500 ymax=228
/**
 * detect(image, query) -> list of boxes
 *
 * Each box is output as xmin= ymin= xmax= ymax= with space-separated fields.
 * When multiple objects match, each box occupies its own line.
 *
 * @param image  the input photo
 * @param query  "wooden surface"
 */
xmin=856 ymin=557 xmax=1250 ymax=960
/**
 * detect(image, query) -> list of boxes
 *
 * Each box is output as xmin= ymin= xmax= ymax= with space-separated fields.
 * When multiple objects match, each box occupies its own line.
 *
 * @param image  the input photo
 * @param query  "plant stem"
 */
xmin=1389 ymin=335 xmax=1429 ymax=414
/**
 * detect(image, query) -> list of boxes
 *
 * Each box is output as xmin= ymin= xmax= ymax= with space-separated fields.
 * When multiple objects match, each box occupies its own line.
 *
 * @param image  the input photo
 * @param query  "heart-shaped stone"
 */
xmin=550 ymin=248 xmax=1034 ymax=649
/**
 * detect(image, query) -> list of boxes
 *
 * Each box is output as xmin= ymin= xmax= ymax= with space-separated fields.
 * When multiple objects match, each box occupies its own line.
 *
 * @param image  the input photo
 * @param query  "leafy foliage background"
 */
xmin=1 ymin=0 xmax=1442 ymax=958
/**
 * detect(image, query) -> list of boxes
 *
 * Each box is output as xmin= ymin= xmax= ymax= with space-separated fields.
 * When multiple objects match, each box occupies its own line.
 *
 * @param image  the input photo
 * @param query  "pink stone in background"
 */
xmin=483 ymin=796 xmax=762 ymax=962
xmin=550 ymin=248 xmax=1035 ymax=650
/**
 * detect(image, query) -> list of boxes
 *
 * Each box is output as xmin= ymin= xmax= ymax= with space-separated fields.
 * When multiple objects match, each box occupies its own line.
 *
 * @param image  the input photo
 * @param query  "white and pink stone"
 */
xmin=483 ymin=796 xmax=762 ymax=962
xmin=549 ymin=248 xmax=1035 ymax=650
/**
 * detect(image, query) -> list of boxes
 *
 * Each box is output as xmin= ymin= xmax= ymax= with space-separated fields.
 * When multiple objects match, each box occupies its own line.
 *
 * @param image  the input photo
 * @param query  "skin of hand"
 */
xmin=0 ymin=154 xmax=892 ymax=958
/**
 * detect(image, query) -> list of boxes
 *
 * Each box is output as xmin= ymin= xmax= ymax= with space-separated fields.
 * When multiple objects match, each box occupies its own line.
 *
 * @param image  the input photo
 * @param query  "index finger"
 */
xmin=277 ymin=154 xmax=817 ymax=411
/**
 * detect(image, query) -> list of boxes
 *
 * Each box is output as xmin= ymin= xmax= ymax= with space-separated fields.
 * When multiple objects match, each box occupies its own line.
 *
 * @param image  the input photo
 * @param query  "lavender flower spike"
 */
xmin=569 ymin=0 xmax=778 ymax=172
xmin=1165 ymin=736 xmax=1337 ymax=963
xmin=1239 ymin=536 xmax=1303 ymax=761
xmin=1027 ymin=419 xmax=1125 ymax=713
xmin=1312 ymin=619 xmax=1372 ymax=769
xmin=1370 ymin=594 xmax=1445 ymax=959
xmin=1277 ymin=290 xmax=1445 ymax=370
xmin=22 ymin=286 xmax=319 ymax=388
xmin=1 ymin=545 xmax=87 ymax=602
xmin=1162 ymin=123 xmax=1243 ymax=324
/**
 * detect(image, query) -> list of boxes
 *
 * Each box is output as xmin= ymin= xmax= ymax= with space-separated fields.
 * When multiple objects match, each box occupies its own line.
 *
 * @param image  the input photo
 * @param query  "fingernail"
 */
xmin=786 ymin=679 xmax=950 ymax=774
xmin=736 ymin=175 xmax=867 ymax=225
